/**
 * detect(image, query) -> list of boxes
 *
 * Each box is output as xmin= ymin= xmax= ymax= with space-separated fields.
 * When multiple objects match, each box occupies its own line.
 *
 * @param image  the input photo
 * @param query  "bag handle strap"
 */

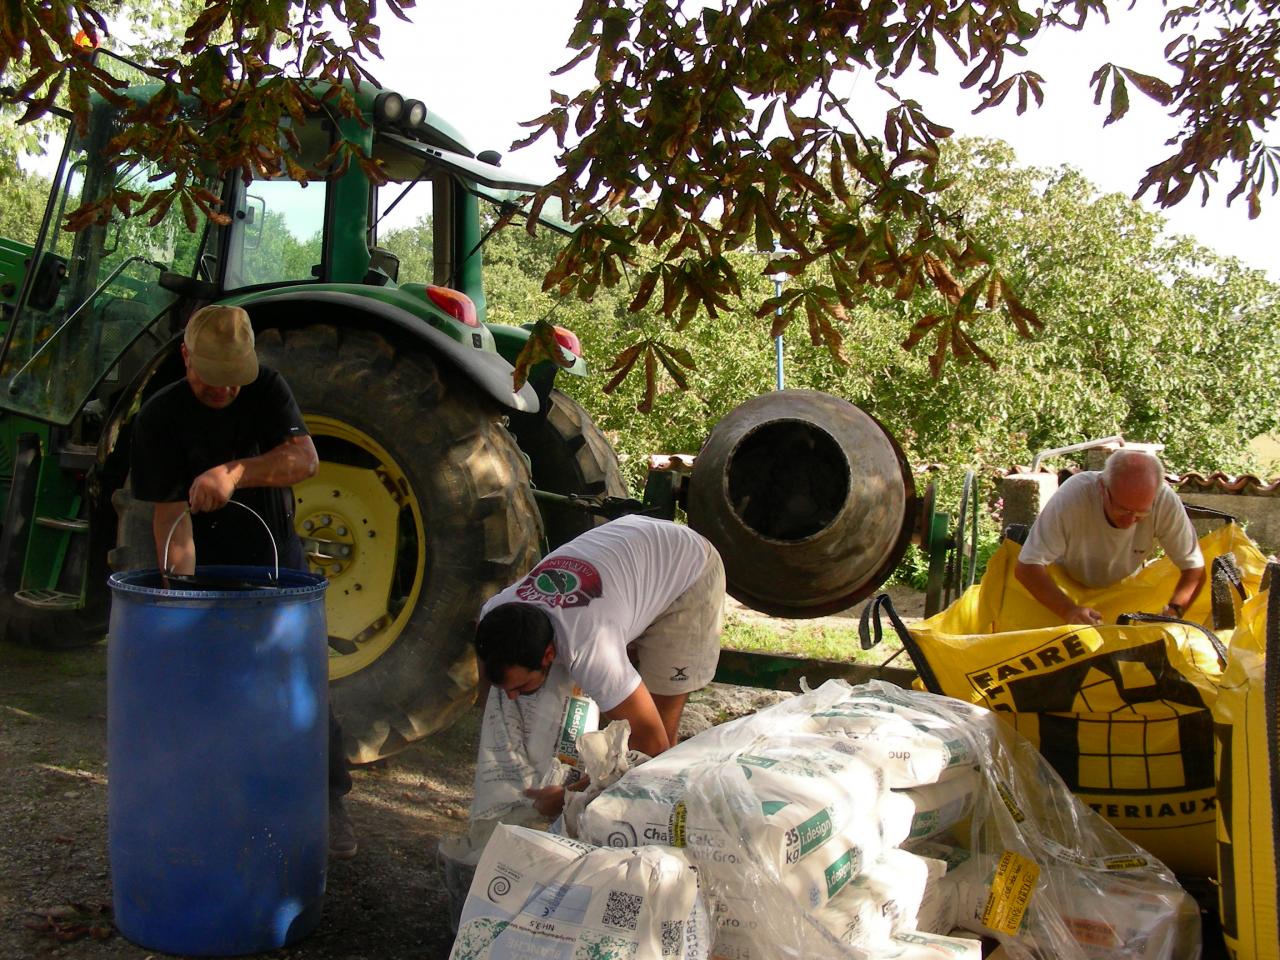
xmin=1116 ymin=611 xmax=1228 ymax=669
xmin=1210 ymin=553 xmax=1246 ymax=631
xmin=858 ymin=592 xmax=944 ymax=694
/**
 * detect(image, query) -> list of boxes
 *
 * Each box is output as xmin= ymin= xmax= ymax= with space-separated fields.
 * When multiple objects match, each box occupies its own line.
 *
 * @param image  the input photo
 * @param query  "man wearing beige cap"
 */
xmin=130 ymin=304 xmax=358 ymax=858
xmin=132 ymin=305 xmax=317 ymax=570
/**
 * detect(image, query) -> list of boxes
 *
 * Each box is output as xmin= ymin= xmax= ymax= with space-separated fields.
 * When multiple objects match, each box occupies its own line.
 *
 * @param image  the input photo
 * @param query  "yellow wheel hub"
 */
xmin=293 ymin=415 xmax=425 ymax=680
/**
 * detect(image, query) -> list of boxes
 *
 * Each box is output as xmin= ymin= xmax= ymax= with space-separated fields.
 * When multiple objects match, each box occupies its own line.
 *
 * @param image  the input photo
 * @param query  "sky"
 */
xmin=370 ymin=0 xmax=1275 ymax=278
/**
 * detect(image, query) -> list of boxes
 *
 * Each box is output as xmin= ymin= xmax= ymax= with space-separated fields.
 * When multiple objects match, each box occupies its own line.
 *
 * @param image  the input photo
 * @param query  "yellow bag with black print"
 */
xmin=896 ymin=523 xmax=1268 ymax=877
xmin=1213 ymin=570 xmax=1280 ymax=960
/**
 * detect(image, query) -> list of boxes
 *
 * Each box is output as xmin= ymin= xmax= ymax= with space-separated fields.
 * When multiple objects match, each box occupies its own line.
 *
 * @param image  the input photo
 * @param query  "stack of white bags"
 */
xmin=450 ymin=679 xmax=1199 ymax=960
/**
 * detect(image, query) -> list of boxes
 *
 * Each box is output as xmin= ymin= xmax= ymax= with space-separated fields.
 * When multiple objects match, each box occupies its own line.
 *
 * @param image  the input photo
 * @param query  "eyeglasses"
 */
xmin=1102 ymin=483 xmax=1151 ymax=521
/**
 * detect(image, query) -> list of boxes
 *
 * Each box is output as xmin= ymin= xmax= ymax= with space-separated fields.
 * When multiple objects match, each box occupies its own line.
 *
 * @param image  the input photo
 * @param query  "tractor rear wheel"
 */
xmin=253 ymin=324 xmax=541 ymax=763
xmin=506 ymin=388 xmax=628 ymax=549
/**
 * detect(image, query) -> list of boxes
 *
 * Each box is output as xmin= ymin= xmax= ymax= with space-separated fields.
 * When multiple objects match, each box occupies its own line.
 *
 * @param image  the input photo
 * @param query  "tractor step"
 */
xmin=13 ymin=588 xmax=81 ymax=610
xmin=35 ymin=516 xmax=90 ymax=532
xmin=57 ymin=442 xmax=98 ymax=471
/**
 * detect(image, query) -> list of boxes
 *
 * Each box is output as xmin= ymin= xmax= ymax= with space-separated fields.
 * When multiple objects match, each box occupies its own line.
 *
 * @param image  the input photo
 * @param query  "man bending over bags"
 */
xmin=473 ymin=515 xmax=726 ymax=816
xmin=1014 ymin=449 xmax=1205 ymax=626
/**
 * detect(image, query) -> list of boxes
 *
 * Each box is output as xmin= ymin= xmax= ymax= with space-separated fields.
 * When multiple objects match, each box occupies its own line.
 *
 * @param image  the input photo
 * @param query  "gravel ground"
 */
xmin=0 ymin=640 xmax=792 ymax=960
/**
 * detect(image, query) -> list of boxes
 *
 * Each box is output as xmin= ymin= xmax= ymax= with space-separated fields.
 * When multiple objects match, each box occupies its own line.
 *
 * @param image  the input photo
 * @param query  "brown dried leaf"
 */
xmin=637 ymin=346 xmax=657 ymax=414
xmin=603 ymin=341 xmax=645 ymax=394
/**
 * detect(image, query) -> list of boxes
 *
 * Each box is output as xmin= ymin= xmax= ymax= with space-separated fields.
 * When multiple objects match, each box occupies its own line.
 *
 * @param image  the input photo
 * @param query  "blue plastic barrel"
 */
xmin=107 ymin=565 xmax=329 ymax=956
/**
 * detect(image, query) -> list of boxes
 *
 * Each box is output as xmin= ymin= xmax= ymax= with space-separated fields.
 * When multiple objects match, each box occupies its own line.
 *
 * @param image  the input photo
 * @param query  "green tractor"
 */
xmin=0 ymin=51 xmax=947 ymax=764
xmin=0 ymin=52 xmax=629 ymax=762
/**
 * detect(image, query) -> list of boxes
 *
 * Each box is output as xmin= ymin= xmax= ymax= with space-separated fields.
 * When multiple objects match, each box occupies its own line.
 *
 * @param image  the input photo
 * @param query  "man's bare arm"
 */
xmin=188 ymin=435 xmax=319 ymax=513
xmin=1164 ymin=565 xmax=1206 ymax=618
xmin=1014 ymin=561 xmax=1102 ymax=626
xmin=602 ymin=684 xmax=672 ymax=758
xmin=152 ymin=501 xmax=194 ymax=575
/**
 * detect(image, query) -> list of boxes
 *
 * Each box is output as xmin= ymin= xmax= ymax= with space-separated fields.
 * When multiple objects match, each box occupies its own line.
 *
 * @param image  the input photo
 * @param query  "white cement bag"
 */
xmin=806 ymin=849 xmax=938 ymax=949
xmin=903 ymin=842 xmax=969 ymax=934
xmin=774 ymin=812 xmax=892 ymax=911
xmin=450 ymin=824 xmax=705 ymax=960
xmin=882 ymin=930 xmax=982 ymax=960
xmin=889 ymin=767 xmax=981 ymax=842
xmin=471 ymin=661 xmax=599 ymax=823
xmin=581 ymin=738 xmax=887 ymax=888
xmin=712 ymin=918 xmax=980 ymax=960
xmin=802 ymin=704 xmax=976 ymax=788
xmin=560 ymin=720 xmax=648 ymax=839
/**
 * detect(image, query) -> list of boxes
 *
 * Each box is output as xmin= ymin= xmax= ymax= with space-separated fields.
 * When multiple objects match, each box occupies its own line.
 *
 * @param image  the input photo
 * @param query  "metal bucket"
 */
xmin=106 ymin=564 xmax=329 ymax=956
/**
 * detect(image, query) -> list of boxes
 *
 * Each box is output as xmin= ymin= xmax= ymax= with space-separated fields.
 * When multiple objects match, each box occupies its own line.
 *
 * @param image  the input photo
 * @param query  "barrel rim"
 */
xmin=108 ymin=564 xmax=328 ymax=601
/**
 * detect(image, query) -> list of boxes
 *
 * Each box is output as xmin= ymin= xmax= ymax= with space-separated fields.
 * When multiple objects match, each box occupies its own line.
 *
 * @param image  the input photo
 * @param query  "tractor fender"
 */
xmin=239 ymin=291 xmax=540 ymax=413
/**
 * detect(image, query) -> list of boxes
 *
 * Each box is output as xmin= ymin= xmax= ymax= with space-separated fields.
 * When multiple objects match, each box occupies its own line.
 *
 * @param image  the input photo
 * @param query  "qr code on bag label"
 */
xmin=660 ymin=919 xmax=684 ymax=956
xmin=602 ymin=889 xmax=643 ymax=931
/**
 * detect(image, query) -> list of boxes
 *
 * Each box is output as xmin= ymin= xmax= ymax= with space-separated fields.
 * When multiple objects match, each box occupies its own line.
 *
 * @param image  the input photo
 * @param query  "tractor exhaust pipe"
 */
xmin=687 ymin=390 xmax=916 ymax=618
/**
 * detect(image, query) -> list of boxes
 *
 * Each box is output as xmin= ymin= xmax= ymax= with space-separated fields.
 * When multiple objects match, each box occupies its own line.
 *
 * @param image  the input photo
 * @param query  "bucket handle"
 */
xmin=162 ymin=500 xmax=280 ymax=583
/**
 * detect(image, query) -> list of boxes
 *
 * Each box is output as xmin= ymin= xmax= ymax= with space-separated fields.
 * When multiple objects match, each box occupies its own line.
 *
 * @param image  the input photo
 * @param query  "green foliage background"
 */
xmin=4 ymin=133 xmax=1277 ymax=583
xmin=480 ymin=140 xmax=1280 ymax=485
xmin=478 ymin=139 xmax=1280 ymax=581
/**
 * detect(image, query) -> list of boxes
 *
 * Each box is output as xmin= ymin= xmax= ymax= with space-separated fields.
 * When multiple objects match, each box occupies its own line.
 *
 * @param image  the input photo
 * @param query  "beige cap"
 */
xmin=183 ymin=305 xmax=259 ymax=387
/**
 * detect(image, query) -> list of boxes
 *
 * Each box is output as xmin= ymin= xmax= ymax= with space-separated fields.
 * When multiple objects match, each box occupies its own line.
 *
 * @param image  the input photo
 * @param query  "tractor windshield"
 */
xmin=0 ymin=100 xmax=215 ymax=425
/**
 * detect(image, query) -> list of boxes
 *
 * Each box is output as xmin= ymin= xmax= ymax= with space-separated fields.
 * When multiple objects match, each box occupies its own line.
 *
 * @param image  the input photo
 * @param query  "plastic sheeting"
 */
xmin=573 ymin=680 xmax=1199 ymax=960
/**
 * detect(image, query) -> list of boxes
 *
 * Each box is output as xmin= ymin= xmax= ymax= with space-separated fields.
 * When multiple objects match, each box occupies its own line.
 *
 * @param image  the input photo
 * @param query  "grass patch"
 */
xmin=721 ymin=613 xmax=903 ymax=665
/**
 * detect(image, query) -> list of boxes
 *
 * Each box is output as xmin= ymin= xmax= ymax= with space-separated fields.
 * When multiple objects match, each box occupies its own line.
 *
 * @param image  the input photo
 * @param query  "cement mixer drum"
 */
xmin=687 ymin=390 xmax=916 ymax=618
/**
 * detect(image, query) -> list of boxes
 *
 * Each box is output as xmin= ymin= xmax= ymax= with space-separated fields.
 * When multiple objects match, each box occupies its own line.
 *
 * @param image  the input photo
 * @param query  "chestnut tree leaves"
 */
xmin=517 ymin=0 xmax=1276 ymax=396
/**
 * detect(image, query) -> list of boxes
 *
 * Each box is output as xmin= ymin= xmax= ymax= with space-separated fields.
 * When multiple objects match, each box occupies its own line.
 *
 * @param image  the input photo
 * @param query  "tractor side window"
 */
xmin=223 ymin=118 xmax=332 ymax=289
xmin=225 ymin=177 xmax=328 ymax=288
xmin=369 ymin=137 xmax=449 ymax=287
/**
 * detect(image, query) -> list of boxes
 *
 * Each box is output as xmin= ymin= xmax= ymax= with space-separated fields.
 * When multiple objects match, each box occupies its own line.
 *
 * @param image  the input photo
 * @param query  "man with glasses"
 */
xmin=1014 ymin=449 xmax=1204 ymax=626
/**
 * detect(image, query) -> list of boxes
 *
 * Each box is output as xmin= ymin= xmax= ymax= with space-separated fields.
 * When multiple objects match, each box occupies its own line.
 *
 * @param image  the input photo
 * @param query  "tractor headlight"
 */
xmin=403 ymin=99 xmax=427 ymax=129
xmin=374 ymin=91 xmax=405 ymax=125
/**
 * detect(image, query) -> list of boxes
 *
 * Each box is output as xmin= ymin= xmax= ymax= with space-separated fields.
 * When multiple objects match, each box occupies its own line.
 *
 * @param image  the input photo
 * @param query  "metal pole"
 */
xmin=773 ymin=275 xmax=784 ymax=390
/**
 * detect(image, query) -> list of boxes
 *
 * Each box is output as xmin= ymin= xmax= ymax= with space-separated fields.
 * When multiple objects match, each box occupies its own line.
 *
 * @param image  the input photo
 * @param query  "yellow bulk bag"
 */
xmin=900 ymin=523 xmax=1267 ymax=877
xmin=1213 ymin=572 xmax=1280 ymax=960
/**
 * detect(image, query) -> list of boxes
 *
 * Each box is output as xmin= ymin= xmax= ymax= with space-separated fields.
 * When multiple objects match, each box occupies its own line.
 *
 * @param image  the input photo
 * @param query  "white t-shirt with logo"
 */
xmin=481 ymin=515 xmax=711 ymax=711
xmin=1018 ymin=471 xmax=1203 ymax=587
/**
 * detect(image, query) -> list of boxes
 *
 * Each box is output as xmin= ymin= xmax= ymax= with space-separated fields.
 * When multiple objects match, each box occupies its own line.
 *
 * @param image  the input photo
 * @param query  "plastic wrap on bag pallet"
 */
xmin=470 ymin=660 xmax=600 ymax=825
xmin=949 ymin=854 xmax=1200 ymax=960
xmin=800 ymin=695 xmax=979 ymax=788
xmin=449 ymin=823 xmax=708 ymax=960
xmin=905 ymin=840 xmax=971 ymax=935
xmin=899 ymin=523 xmax=1268 ymax=877
xmin=588 ymin=679 xmax=1200 ymax=960
xmin=580 ymin=736 xmax=892 ymax=907
xmin=1213 ymin=582 xmax=1280 ymax=960
xmin=711 ymin=925 xmax=980 ymax=960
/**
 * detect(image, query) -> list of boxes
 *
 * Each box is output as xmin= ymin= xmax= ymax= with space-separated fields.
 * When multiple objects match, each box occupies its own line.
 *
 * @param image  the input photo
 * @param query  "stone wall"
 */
xmin=1181 ymin=493 xmax=1280 ymax=556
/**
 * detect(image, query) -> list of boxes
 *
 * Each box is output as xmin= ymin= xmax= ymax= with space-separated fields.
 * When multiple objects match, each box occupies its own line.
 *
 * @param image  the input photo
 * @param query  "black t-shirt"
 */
xmin=131 ymin=366 xmax=308 ymax=570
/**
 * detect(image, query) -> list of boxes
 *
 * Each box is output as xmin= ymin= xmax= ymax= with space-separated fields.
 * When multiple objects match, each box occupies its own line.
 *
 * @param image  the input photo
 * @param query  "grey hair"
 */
xmin=1102 ymin=448 xmax=1164 ymax=485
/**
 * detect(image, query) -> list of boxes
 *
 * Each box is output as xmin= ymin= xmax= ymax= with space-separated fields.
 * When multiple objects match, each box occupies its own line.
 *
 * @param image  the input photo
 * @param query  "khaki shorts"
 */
xmin=634 ymin=543 xmax=726 ymax=697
